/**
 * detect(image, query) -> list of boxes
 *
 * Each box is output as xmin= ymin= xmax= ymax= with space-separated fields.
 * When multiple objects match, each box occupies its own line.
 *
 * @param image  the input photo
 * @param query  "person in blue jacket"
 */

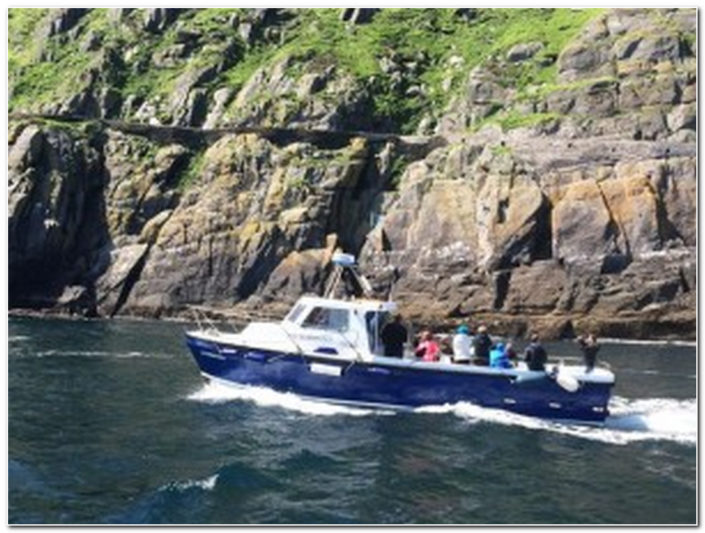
xmin=490 ymin=342 xmax=513 ymax=369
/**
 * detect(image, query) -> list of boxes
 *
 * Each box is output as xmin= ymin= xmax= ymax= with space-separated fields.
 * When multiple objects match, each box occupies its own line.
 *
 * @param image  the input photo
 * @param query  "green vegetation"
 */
xmin=252 ymin=8 xmax=603 ymax=132
xmin=498 ymin=111 xmax=561 ymax=131
xmin=490 ymin=143 xmax=512 ymax=156
xmin=8 ymin=8 xmax=48 ymax=73
xmin=388 ymin=153 xmax=410 ymax=189
xmin=9 ymin=8 xmax=93 ymax=111
xmin=473 ymin=110 xmax=562 ymax=133
xmin=287 ymin=171 xmax=314 ymax=193
xmin=178 ymin=149 xmax=206 ymax=190
xmin=9 ymin=8 xmax=603 ymax=132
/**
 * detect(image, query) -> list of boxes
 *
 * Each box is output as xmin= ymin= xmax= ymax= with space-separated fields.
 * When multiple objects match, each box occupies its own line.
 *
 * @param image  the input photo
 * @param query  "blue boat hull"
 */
xmin=185 ymin=334 xmax=613 ymax=423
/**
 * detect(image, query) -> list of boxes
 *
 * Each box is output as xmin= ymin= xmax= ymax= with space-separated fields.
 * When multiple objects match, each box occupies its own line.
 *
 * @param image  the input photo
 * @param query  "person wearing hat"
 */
xmin=473 ymin=324 xmax=492 ymax=366
xmin=452 ymin=324 xmax=473 ymax=364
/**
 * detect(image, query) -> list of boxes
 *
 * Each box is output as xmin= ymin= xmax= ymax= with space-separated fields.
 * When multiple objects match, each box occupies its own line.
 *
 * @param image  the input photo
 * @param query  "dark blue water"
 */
xmin=8 ymin=316 xmax=696 ymax=524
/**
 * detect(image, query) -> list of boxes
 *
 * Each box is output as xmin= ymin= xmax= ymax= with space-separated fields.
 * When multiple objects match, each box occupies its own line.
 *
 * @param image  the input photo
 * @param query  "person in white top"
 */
xmin=452 ymin=325 xmax=473 ymax=364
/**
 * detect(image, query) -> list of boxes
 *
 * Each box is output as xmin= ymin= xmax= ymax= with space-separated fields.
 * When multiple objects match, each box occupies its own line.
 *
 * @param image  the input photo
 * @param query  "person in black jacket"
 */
xmin=473 ymin=325 xmax=492 ymax=366
xmin=524 ymin=333 xmax=548 ymax=371
xmin=380 ymin=314 xmax=407 ymax=358
xmin=577 ymin=333 xmax=600 ymax=372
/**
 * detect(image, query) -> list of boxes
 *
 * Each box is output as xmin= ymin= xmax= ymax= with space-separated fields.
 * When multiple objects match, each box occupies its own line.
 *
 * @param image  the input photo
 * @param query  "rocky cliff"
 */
xmin=8 ymin=8 xmax=696 ymax=339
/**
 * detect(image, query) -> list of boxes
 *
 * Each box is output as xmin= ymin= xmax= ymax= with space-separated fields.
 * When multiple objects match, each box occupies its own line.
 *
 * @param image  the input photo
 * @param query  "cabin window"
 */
xmin=285 ymin=303 xmax=306 ymax=324
xmin=302 ymin=307 xmax=349 ymax=332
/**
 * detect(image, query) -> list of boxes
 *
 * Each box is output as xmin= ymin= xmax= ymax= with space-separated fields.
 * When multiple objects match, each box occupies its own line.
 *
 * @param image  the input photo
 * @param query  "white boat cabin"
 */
xmin=233 ymin=296 xmax=397 ymax=361
xmin=284 ymin=296 xmax=397 ymax=357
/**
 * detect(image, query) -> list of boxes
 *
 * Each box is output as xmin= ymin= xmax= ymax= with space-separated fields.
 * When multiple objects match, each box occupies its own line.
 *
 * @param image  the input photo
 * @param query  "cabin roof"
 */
xmin=296 ymin=295 xmax=397 ymax=312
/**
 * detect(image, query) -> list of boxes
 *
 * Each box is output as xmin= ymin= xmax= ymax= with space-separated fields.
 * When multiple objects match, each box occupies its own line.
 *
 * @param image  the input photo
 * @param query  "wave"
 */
xmin=105 ymin=472 xmax=220 ymax=523
xmin=186 ymin=381 xmax=386 ymax=417
xmin=599 ymin=337 xmax=696 ymax=347
xmin=9 ymin=459 xmax=58 ymax=497
xmin=9 ymin=335 xmax=30 ymax=342
xmin=168 ymin=473 xmax=219 ymax=492
xmin=32 ymin=349 xmax=172 ymax=359
xmin=618 ymin=368 xmax=696 ymax=379
xmin=418 ymin=396 xmax=696 ymax=446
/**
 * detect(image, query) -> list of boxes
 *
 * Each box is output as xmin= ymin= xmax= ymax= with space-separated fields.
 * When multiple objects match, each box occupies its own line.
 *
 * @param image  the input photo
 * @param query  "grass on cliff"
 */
xmin=8 ymin=8 xmax=246 ymax=114
xmin=9 ymin=8 xmax=602 ymax=132
xmin=8 ymin=9 xmax=48 ymax=71
xmin=217 ymin=8 xmax=603 ymax=133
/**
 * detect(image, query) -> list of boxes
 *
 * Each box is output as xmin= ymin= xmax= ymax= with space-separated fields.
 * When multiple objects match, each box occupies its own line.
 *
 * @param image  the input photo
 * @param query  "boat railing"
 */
xmin=190 ymin=308 xmax=222 ymax=336
xmin=187 ymin=304 xmax=285 ymax=333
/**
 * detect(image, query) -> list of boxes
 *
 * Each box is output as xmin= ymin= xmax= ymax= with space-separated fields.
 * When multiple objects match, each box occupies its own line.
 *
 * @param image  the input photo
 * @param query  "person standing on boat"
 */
xmin=452 ymin=325 xmax=472 ymax=364
xmin=380 ymin=314 xmax=408 ymax=358
xmin=490 ymin=342 xmax=513 ymax=369
xmin=524 ymin=334 xmax=548 ymax=371
xmin=415 ymin=331 xmax=441 ymax=362
xmin=504 ymin=343 xmax=518 ymax=363
xmin=473 ymin=325 xmax=492 ymax=366
xmin=577 ymin=333 xmax=600 ymax=372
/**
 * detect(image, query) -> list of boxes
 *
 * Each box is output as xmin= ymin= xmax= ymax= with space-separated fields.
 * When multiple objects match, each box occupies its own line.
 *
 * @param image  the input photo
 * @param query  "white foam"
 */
xmin=418 ymin=396 xmax=697 ymax=446
xmin=114 ymin=351 xmax=172 ymax=359
xmin=599 ymin=337 xmax=696 ymax=347
xmin=9 ymin=335 xmax=30 ymax=342
xmin=186 ymin=383 xmax=695 ymax=445
xmin=619 ymin=368 xmax=697 ymax=380
xmin=169 ymin=473 xmax=219 ymax=492
xmin=187 ymin=381 xmax=384 ymax=417
xmin=604 ymin=396 xmax=697 ymax=445
xmin=33 ymin=349 xmax=170 ymax=359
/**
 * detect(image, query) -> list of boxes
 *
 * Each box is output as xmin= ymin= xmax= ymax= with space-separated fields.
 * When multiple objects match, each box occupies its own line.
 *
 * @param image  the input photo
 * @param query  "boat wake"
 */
xmin=187 ymin=381 xmax=385 ymax=417
xmin=604 ymin=397 xmax=697 ymax=445
xmin=186 ymin=383 xmax=694 ymax=445
xmin=418 ymin=396 xmax=696 ymax=446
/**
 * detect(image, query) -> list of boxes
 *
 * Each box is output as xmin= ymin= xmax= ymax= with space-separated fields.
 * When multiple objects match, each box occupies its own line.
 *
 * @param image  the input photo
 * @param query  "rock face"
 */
xmin=8 ymin=124 xmax=107 ymax=312
xmin=358 ymin=133 xmax=695 ymax=338
xmin=7 ymin=8 xmax=697 ymax=339
xmin=124 ymin=134 xmax=384 ymax=316
xmin=8 ymin=120 xmax=400 ymax=320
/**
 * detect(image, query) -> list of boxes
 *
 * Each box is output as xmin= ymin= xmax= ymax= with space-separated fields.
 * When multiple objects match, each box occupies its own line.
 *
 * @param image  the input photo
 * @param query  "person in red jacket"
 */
xmin=415 ymin=331 xmax=440 ymax=362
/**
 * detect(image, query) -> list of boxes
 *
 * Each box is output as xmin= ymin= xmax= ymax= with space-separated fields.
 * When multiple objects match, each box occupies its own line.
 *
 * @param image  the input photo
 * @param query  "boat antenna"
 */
xmin=324 ymin=252 xmax=373 ymax=299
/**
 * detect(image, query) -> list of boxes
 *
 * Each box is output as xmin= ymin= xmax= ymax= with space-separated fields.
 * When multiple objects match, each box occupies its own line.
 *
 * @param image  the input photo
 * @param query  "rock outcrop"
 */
xmin=8 ymin=8 xmax=697 ymax=339
xmin=358 ymin=133 xmax=695 ymax=338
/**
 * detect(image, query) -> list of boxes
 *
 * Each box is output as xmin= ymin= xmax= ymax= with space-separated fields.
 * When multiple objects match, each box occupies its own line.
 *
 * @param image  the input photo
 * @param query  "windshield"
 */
xmin=301 ymin=306 xmax=350 ymax=332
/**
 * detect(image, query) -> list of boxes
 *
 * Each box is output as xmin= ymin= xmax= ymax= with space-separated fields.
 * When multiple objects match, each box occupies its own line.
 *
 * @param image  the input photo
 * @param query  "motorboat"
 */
xmin=184 ymin=253 xmax=615 ymax=423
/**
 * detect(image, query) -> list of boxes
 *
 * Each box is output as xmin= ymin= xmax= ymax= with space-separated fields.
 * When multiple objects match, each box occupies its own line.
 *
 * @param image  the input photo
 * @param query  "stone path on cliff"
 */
xmin=9 ymin=112 xmax=447 ymax=158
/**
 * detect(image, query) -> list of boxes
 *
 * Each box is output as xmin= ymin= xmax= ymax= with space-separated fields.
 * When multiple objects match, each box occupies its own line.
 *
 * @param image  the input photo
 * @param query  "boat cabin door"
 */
xmin=365 ymin=310 xmax=390 ymax=356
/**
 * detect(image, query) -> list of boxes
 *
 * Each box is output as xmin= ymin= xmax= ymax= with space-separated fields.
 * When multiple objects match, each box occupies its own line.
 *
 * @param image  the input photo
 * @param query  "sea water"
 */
xmin=8 ymin=316 xmax=696 ymax=524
